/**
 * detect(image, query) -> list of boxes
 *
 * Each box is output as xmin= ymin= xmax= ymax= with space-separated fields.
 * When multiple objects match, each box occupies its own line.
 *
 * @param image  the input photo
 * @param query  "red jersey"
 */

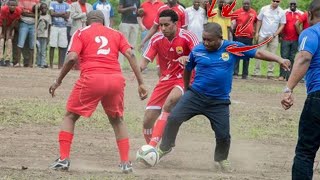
xmin=143 ymin=28 xmax=199 ymax=81
xmin=141 ymin=0 xmax=164 ymax=30
xmin=299 ymin=12 xmax=309 ymax=30
xmin=0 ymin=5 xmax=22 ymax=26
xmin=68 ymin=23 xmax=131 ymax=75
xmin=282 ymin=10 xmax=302 ymax=41
xmin=154 ymin=4 xmax=187 ymax=28
xmin=232 ymin=8 xmax=257 ymax=38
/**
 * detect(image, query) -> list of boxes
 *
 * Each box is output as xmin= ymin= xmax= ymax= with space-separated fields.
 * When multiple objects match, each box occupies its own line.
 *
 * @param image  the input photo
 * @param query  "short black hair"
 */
xmin=159 ymin=9 xmax=178 ymax=23
xmin=309 ymin=0 xmax=320 ymax=18
xmin=203 ymin=22 xmax=223 ymax=38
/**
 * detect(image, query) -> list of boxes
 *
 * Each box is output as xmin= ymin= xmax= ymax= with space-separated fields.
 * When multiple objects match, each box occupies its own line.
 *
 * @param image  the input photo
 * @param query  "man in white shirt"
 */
xmin=254 ymin=0 xmax=286 ymax=78
xmin=185 ymin=0 xmax=206 ymax=41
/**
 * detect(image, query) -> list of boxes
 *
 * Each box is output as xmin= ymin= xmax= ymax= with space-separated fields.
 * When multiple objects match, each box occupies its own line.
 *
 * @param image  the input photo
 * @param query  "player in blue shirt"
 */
xmin=157 ymin=22 xmax=291 ymax=172
xmin=281 ymin=0 xmax=320 ymax=179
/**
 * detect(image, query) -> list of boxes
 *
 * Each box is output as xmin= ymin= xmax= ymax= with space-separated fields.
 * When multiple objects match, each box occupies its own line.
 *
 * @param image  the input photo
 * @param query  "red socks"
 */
xmin=116 ymin=138 xmax=129 ymax=162
xmin=149 ymin=112 xmax=169 ymax=147
xmin=143 ymin=128 xmax=153 ymax=144
xmin=59 ymin=131 xmax=74 ymax=160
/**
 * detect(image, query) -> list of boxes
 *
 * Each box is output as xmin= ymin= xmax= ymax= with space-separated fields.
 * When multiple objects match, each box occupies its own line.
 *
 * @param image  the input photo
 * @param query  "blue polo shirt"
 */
xmin=298 ymin=22 xmax=320 ymax=94
xmin=186 ymin=41 xmax=257 ymax=99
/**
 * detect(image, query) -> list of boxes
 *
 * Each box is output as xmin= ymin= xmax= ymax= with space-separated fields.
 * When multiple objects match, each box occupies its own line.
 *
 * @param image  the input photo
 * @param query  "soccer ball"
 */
xmin=136 ymin=145 xmax=159 ymax=167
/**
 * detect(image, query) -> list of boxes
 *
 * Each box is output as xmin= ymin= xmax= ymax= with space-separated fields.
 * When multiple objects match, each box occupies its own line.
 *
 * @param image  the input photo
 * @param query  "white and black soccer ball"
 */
xmin=136 ymin=145 xmax=159 ymax=167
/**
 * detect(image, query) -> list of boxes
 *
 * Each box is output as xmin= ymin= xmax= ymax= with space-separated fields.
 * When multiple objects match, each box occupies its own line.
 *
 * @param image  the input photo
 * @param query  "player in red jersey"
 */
xmin=48 ymin=10 xmax=148 ymax=173
xmin=139 ymin=9 xmax=199 ymax=148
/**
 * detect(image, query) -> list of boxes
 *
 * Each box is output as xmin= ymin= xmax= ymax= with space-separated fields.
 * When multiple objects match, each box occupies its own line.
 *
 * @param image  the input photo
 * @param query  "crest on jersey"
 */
xmin=221 ymin=52 xmax=230 ymax=61
xmin=176 ymin=46 xmax=183 ymax=55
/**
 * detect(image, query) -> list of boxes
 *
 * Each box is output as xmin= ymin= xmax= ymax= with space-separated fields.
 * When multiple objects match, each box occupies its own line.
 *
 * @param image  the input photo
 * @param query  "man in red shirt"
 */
xmin=295 ymin=11 xmax=309 ymax=34
xmin=0 ymin=0 xmax=22 ymax=66
xmin=48 ymin=10 xmax=148 ymax=173
xmin=231 ymin=0 xmax=257 ymax=79
xmin=139 ymin=9 xmax=198 ymax=148
xmin=139 ymin=0 xmax=188 ymax=50
xmin=279 ymin=0 xmax=302 ymax=81
xmin=138 ymin=0 xmax=164 ymax=53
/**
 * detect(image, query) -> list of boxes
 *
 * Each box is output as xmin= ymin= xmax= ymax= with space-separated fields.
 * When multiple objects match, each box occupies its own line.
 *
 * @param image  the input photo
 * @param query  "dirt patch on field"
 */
xmin=0 ymin=67 xmax=319 ymax=180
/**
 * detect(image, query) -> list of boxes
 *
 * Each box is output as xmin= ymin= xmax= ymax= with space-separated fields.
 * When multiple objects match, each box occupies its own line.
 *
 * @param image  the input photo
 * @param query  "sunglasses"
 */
xmin=273 ymin=0 xmax=280 ymax=3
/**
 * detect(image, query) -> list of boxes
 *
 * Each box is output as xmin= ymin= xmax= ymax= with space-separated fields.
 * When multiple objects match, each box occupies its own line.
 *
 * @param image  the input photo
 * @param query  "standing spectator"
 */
xmin=295 ymin=11 xmax=309 ymax=34
xmin=254 ymin=0 xmax=286 ymax=78
xmin=36 ymin=3 xmax=51 ymax=68
xmin=118 ymin=0 xmax=140 ymax=66
xmin=92 ymin=0 xmax=114 ymax=27
xmin=0 ymin=0 xmax=22 ymax=67
xmin=49 ymin=0 xmax=70 ymax=69
xmin=231 ymin=0 xmax=257 ymax=79
xmin=157 ymin=22 xmax=290 ymax=172
xmin=279 ymin=0 xmax=302 ymax=81
xmin=138 ymin=0 xmax=164 ymax=53
xmin=70 ymin=0 xmax=93 ymax=36
xmin=207 ymin=0 xmax=232 ymax=40
xmin=16 ymin=0 xmax=40 ymax=67
xmin=48 ymin=10 xmax=147 ymax=173
xmin=139 ymin=0 xmax=187 ymax=50
xmin=281 ymin=1 xmax=320 ymax=179
xmin=185 ymin=0 xmax=206 ymax=42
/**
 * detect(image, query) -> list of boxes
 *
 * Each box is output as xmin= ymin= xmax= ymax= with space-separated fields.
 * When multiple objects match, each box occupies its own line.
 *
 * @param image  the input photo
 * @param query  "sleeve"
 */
xmin=92 ymin=2 xmax=97 ymax=10
xmin=186 ymin=31 xmax=199 ymax=50
xmin=154 ymin=8 xmax=161 ymax=25
xmin=0 ymin=6 xmax=8 ymax=19
xmin=280 ymin=11 xmax=286 ymax=24
xmin=49 ymin=2 xmax=54 ymax=10
xmin=119 ymin=33 xmax=132 ymax=55
xmin=68 ymin=30 xmax=83 ymax=55
xmin=257 ymin=7 xmax=264 ymax=21
xmin=66 ymin=3 xmax=70 ymax=12
xmin=298 ymin=29 xmax=318 ymax=56
xmin=16 ymin=7 xmax=22 ymax=17
xmin=186 ymin=50 xmax=196 ymax=71
xmin=110 ymin=5 xmax=115 ymax=17
xmin=143 ymin=36 xmax=158 ymax=62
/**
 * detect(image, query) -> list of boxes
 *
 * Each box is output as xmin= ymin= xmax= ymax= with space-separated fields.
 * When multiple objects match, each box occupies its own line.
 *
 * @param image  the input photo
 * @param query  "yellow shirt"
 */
xmin=207 ymin=8 xmax=231 ymax=40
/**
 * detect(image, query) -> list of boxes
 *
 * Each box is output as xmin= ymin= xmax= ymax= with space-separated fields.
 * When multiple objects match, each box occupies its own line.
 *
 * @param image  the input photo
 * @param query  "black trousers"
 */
xmin=233 ymin=37 xmax=253 ymax=78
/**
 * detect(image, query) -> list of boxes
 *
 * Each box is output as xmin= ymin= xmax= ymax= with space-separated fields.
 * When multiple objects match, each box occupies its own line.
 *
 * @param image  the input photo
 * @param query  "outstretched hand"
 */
xmin=280 ymin=59 xmax=291 ymax=72
xmin=138 ymin=84 xmax=148 ymax=100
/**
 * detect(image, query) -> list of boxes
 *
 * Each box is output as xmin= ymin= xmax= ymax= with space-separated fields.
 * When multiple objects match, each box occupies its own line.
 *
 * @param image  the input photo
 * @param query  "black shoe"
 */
xmin=4 ymin=60 xmax=11 ymax=67
xmin=49 ymin=158 xmax=70 ymax=171
xmin=0 ymin=59 xmax=4 ymax=66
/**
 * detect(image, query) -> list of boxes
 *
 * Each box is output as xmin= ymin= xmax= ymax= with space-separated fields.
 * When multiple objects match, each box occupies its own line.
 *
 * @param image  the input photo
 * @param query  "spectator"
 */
xmin=254 ymin=0 xmax=286 ymax=78
xmin=118 ymin=0 xmax=141 ymax=66
xmin=207 ymin=0 xmax=232 ymax=40
xmin=36 ymin=2 xmax=51 ymax=68
xmin=185 ymin=0 xmax=206 ymax=42
xmin=16 ymin=0 xmax=40 ymax=67
xmin=70 ymin=0 xmax=93 ymax=36
xmin=295 ymin=11 xmax=309 ymax=34
xmin=49 ymin=0 xmax=70 ymax=69
xmin=92 ymin=0 xmax=114 ymax=27
xmin=279 ymin=0 xmax=302 ymax=81
xmin=138 ymin=0 xmax=164 ymax=53
xmin=0 ymin=0 xmax=22 ymax=67
xmin=231 ymin=0 xmax=257 ymax=79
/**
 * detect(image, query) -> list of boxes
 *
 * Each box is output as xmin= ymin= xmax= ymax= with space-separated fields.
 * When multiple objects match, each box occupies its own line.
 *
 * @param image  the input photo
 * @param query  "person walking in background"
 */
xmin=92 ymin=0 xmax=114 ymax=27
xmin=118 ymin=0 xmax=141 ymax=66
xmin=48 ymin=10 xmax=148 ymax=173
xmin=49 ymin=0 xmax=70 ymax=69
xmin=36 ymin=2 xmax=51 ymax=68
xmin=207 ymin=0 xmax=232 ymax=40
xmin=253 ymin=0 xmax=286 ymax=79
xmin=0 ymin=0 xmax=22 ymax=67
xmin=279 ymin=0 xmax=302 ymax=81
xmin=185 ymin=0 xmax=206 ymax=42
xmin=16 ymin=0 xmax=40 ymax=67
xmin=231 ymin=0 xmax=257 ymax=79
xmin=281 ymin=1 xmax=320 ymax=179
xmin=157 ymin=22 xmax=290 ymax=173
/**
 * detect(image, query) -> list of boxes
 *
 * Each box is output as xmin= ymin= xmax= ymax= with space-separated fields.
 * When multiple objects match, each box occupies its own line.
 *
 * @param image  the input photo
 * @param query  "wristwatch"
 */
xmin=283 ymin=87 xmax=292 ymax=93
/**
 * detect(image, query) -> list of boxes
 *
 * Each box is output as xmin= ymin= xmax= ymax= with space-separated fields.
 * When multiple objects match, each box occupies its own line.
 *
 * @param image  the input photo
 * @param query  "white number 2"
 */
xmin=95 ymin=36 xmax=110 ymax=55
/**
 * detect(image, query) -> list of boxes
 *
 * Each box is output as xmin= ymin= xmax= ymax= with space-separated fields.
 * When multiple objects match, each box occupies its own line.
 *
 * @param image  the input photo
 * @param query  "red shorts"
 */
xmin=66 ymin=74 xmax=125 ymax=118
xmin=146 ymin=79 xmax=184 ymax=110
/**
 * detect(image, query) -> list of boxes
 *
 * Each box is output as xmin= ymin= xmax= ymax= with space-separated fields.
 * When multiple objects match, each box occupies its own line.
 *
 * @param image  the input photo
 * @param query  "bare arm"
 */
xmin=50 ymin=9 xmax=65 ymax=17
xmin=274 ymin=23 xmax=285 ymax=37
xmin=183 ymin=69 xmax=192 ymax=90
xmin=49 ymin=52 xmax=78 ymax=97
xmin=295 ymin=20 xmax=302 ymax=35
xmin=255 ymin=49 xmax=290 ymax=71
xmin=139 ymin=57 xmax=150 ymax=72
xmin=287 ymin=51 xmax=311 ymax=90
xmin=140 ymin=24 xmax=158 ymax=46
xmin=118 ymin=4 xmax=135 ymax=14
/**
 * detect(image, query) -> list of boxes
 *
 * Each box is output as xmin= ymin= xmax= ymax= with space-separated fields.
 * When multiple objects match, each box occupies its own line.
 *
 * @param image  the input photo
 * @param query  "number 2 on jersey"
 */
xmin=95 ymin=36 xmax=110 ymax=55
